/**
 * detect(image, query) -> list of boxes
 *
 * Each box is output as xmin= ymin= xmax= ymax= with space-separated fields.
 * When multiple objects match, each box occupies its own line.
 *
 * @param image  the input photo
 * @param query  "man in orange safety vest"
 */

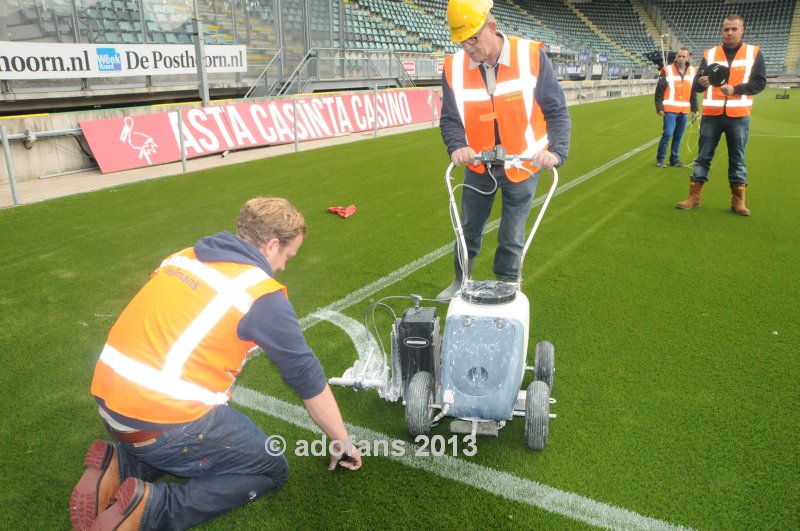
xmin=70 ymin=197 xmax=361 ymax=531
xmin=438 ymin=0 xmax=571 ymax=300
xmin=654 ymin=47 xmax=698 ymax=168
xmin=676 ymin=15 xmax=766 ymax=216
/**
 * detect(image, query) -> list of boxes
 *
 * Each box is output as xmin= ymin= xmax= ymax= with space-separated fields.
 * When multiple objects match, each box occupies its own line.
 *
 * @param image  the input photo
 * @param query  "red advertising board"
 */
xmin=80 ymin=89 xmax=443 ymax=173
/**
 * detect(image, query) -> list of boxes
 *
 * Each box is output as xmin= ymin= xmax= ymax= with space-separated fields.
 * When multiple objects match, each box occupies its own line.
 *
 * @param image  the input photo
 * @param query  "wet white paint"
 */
xmin=307 ymin=309 xmax=378 ymax=356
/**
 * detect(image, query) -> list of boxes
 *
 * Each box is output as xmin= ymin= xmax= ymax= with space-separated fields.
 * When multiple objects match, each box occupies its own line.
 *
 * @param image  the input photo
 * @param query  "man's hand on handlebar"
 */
xmin=531 ymin=150 xmax=559 ymax=170
xmin=453 ymin=146 xmax=558 ymax=170
xmin=451 ymin=147 xmax=477 ymax=167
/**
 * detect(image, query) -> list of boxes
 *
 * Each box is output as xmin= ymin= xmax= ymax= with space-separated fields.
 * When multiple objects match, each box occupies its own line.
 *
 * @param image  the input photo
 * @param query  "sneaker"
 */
xmin=670 ymin=160 xmax=689 ymax=168
xmin=70 ymin=440 xmax=120 ymax=531
xmin=655 ymin=161 xmax=666 ymax=168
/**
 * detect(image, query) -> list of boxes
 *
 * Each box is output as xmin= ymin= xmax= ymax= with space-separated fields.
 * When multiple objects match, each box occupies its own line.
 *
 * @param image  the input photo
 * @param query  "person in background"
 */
xmin=676 ymin=15 xmax=766 ymax=216
xmin=654 ymin=47 xmax=697 ymax=168
xmin=438 ymin=0 xmax=571 ymax=300
xmin=70 ymin=197 xmax=361 ymax=531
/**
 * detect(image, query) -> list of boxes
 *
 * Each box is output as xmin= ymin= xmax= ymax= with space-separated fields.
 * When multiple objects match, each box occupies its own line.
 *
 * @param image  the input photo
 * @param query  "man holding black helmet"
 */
xmin=676 ymin=15 xmax=766 ymax=216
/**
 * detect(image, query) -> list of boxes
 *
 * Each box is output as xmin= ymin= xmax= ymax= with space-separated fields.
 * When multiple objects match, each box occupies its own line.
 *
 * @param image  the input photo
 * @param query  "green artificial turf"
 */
xmin=0 ymin=90 xmax=797 ymax=530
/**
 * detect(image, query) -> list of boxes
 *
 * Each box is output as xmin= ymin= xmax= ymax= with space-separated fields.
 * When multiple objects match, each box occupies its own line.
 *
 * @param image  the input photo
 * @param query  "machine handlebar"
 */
xmin=445 ymin=145 xmax=559 ymax=286
xmin=471 ymin=145 xmax=533 ymax=166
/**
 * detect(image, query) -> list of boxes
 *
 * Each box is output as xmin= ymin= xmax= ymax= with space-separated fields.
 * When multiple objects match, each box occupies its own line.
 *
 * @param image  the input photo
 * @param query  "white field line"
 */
xmin=298 ymin=137 xmax=659 ymax=332
xmin=233 ymin=387 xmax=691 ymax=531
xmin=238 ymin=138 xmax=693 ymax=529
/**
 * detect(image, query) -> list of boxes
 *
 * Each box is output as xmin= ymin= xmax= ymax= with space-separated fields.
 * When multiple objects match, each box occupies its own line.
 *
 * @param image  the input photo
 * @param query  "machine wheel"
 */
xmin=525 ymin=380 xmax=550 ymax=450
xmin=406 ymin=371 xmax=435 ymax=437
xmin=534 ymin=341 xmax=555 ymax=391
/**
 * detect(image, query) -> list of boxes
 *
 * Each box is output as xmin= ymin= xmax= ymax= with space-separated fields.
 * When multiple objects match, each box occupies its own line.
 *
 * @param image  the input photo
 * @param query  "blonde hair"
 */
xmin=236 ymin=197 xmax=307 ymax=247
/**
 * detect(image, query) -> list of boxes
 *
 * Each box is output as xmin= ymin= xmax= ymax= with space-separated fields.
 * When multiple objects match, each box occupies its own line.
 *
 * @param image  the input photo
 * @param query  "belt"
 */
xmin=111 ymin=428 xmax=163 ymax=444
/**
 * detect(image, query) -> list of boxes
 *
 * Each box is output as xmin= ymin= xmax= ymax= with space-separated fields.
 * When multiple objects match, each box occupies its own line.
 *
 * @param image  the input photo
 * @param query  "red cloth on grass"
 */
xmin=327 ymin=205 xmax=357 ymax=219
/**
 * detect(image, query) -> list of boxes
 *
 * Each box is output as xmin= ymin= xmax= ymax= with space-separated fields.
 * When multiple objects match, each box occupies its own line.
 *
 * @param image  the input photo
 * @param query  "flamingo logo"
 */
xmin=119 ymin=117 xmax=158 ymax=164
xmin=427 ymin=91 xmax=440 ymax=120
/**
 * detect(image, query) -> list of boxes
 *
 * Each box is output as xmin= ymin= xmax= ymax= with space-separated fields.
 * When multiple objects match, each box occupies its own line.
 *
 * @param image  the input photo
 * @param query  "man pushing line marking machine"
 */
xmin=330 ymin=147 xmax=558 ymax=450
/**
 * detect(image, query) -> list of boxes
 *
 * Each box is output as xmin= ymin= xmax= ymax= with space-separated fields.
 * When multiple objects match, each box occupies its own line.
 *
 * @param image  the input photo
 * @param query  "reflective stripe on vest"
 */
xmin=99 ymin=343 xmax=230 ymax=406
xmin=446 ymin=37 xmax=549 ymax=182
xmin=92 ymin=248 xmax=285 ymax=423
xmin=662 ymin=64 xmax=695 ymax=113
xmin=702 ymin=44 xmax=757 ymax=116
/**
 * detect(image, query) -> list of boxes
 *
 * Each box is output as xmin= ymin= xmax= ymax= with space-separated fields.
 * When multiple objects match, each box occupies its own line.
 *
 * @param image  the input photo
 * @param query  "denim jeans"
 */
xmin=656 ymin=112 xmax=688 ymax=164
xmin=111 ymin=405 xmax=288 ymax=530
xmin=691 ymin=114 xmax=750 ymax=185
xmin=456 ymin=166 xmax=539 ymax=279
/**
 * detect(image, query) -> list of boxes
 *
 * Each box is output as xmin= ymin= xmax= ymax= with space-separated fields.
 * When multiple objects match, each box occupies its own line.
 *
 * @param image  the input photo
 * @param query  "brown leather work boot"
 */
xmin=676 ymin=180 xmax=704 ymax=209
xmin=730 ymin=184 xmax=751 ymax=216
xmin=91 ymin=477 xmax=150 ymax=531
xmin=70 ymin=440 xmax=121 ymax=531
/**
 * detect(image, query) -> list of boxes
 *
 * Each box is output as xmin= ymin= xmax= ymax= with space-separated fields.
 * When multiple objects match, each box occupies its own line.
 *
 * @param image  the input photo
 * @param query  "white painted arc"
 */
xmin=308 ymin=309 xmax=378 ymax=364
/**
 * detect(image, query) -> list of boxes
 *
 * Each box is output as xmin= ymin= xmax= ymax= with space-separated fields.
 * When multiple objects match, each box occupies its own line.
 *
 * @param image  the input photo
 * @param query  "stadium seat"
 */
xmin=148 ymin=32 xmax=166 ymax=44
xmin=121 ymin=31 xmax=140 ymax=44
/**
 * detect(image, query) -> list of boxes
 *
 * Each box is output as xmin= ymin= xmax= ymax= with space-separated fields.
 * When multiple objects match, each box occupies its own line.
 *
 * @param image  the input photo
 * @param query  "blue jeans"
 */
xmin=110 ymin=405 xmax=288 ymax=530
xmin=691 ymin=114 xmax=750 ymax=185
xmin=657 ymin=112 xmax=688 ymax=164
xmin=456 ymin=166 xmax=539 ymax=279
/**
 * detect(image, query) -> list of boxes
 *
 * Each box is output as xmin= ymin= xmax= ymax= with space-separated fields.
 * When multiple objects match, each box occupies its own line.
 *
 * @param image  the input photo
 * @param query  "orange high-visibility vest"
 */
xmin=702 ymin=43 xmax=758 ymax=117
xmin=91 ymin=247 xmax=286 ymax=424
xmin=662 ymin=64 xmax=696 ymax=114
xmin=444 ymin=37 xmax=549 ymax=182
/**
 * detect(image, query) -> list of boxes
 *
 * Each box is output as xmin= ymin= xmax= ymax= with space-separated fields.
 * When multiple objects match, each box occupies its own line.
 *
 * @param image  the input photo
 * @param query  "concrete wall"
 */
xmin=0 ymin=103 xmax=191 ymax=184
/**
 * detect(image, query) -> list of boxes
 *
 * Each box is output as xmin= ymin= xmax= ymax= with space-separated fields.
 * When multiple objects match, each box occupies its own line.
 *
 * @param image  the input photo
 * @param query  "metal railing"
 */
xmin=273 ymin=47 xmax=417 ymax=96
xmin=243 ymin=48 xmax=284 ymax=99
xmin=0 ymin=125 xmax=90 ymax=206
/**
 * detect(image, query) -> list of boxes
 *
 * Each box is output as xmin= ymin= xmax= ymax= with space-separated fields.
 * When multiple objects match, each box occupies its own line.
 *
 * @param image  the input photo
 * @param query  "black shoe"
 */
xmin=670 ymin=160 xmax=689 ymax=168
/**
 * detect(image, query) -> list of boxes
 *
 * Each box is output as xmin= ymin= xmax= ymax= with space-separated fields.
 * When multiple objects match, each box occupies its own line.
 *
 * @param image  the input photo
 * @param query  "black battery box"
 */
xmin=393 ymin=306 xmax=441 ymax=398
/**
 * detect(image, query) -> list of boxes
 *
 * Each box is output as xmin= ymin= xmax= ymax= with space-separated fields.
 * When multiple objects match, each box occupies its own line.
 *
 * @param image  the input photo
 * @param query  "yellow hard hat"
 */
xmin=447 ymin=0 xmax=493 ymax=43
